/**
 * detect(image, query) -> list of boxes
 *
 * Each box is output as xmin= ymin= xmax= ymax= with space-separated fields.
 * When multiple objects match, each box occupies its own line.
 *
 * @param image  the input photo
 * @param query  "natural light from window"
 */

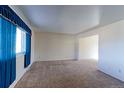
xmin=16 ymin=27 xmax=26 ymax=53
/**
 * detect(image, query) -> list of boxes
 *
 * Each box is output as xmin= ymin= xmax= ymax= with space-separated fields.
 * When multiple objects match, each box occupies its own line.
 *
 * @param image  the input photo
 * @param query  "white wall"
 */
xmin=31 ymin=29 xmax=35 ymax=63
xmin=34 ymin=31 xmax=76 ymax=61
xmin=77 ymin=19 xmax=124 ymax=81
xmin=16 ymin=55 xmax=24 ymax=81
xmin=98 ymin=20 xmax=124 ymax=81
xmin=78 ymin=35 xmax=98 ymax=60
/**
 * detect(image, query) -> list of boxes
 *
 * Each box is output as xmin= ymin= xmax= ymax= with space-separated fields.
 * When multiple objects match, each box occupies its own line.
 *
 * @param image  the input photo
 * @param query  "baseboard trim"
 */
xmin=97 ymin=68 xmax=124 ymax=82
xmin=35 ymin=59 xmax=76 ymax=62
xmin=9 ymin=62 xmax=33 ymax=88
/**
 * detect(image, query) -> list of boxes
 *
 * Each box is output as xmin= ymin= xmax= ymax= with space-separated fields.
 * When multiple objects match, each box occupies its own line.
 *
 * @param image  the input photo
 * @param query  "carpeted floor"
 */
xmin=15 ymin=60 xmax=124 ymax=88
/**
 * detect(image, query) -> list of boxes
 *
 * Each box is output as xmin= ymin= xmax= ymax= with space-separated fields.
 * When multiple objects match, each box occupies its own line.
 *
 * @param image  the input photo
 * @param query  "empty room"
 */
xmin=1 ymin=5 xmax=124 ymax=88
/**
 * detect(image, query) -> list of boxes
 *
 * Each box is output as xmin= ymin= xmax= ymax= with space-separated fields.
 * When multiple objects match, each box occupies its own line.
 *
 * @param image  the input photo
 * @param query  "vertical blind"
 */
xmin=0 ymin=5 xmax=31 ymax=88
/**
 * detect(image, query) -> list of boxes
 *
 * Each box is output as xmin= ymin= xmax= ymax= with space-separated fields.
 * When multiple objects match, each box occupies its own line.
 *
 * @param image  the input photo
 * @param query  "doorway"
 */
xmin=78 ymin=35 xmax=99 ymax=60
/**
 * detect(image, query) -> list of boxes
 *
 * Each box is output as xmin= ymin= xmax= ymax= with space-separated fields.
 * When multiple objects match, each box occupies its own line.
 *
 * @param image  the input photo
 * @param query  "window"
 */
xmin=16 ymin=27 xmax=26 ymax=53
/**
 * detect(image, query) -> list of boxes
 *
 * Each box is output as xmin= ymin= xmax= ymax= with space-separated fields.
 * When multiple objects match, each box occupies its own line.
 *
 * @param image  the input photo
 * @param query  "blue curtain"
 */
xmin=0 ymin=16 xmax=16 ymax=88
xmin=24 ymin=33 xmax=31 ymax=68
xmin=0 ymin=5 xmax=31 ymax=88
xmin=0 ymin=5 xmax=31 ymax=35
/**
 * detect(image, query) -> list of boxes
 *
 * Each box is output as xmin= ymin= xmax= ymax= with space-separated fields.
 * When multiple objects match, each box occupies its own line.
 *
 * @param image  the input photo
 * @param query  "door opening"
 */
xmin=78 ymin=35 xmax=99 ymax=61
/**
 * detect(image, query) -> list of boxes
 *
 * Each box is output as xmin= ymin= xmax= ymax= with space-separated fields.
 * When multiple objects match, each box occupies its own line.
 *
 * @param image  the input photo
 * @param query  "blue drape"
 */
xmin=0 ymin=5 xmax=31 ymax=35
xmin=24 ymin=33 xmax=31 ymax=68
xmin=0 ymin=16 xmax=16 ymax=88
xmin=0 ymin=5 xmax=31 ymax=88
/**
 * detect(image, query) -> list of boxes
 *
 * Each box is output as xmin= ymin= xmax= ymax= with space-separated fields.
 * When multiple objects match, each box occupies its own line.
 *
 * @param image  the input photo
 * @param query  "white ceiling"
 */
xmin=17 ymin=5 xmax=124 ymax=34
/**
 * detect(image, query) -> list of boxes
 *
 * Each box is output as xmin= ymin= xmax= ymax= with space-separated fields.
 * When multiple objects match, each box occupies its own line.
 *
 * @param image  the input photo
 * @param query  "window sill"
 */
xmin=16 ymin=52 xmax=26 ymax=57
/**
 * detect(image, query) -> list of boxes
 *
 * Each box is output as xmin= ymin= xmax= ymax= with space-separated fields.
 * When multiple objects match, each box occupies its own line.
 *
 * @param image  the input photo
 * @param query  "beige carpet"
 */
xmin=15 ymin=60 xmax=124 ymax=88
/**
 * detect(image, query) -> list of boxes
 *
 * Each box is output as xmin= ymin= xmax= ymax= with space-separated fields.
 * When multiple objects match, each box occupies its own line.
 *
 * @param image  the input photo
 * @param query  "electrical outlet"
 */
xmin=118 ymin=69 xmax=121 ymax=73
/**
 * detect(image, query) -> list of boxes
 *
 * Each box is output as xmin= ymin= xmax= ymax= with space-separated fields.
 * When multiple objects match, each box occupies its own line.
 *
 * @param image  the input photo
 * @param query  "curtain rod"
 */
xmin=0 ymin=14 xmax=31 ymax=35
xmin=0 ymin=14 xmax=18 ymax=26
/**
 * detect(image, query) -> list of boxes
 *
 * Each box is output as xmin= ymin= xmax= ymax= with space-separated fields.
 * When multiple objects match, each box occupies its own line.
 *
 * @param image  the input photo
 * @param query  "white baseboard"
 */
xmin=9 ymin=62 xmax=33 ymax=88
xmin=97 ymin=67 xmax=124 ymax=82
xmin=35 ymin=59 xmax=76 ymax=62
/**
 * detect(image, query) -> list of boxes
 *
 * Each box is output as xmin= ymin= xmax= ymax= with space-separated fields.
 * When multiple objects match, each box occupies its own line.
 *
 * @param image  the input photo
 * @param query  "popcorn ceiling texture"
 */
xmin=15 ymin=60 xmax=124 ymax=88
